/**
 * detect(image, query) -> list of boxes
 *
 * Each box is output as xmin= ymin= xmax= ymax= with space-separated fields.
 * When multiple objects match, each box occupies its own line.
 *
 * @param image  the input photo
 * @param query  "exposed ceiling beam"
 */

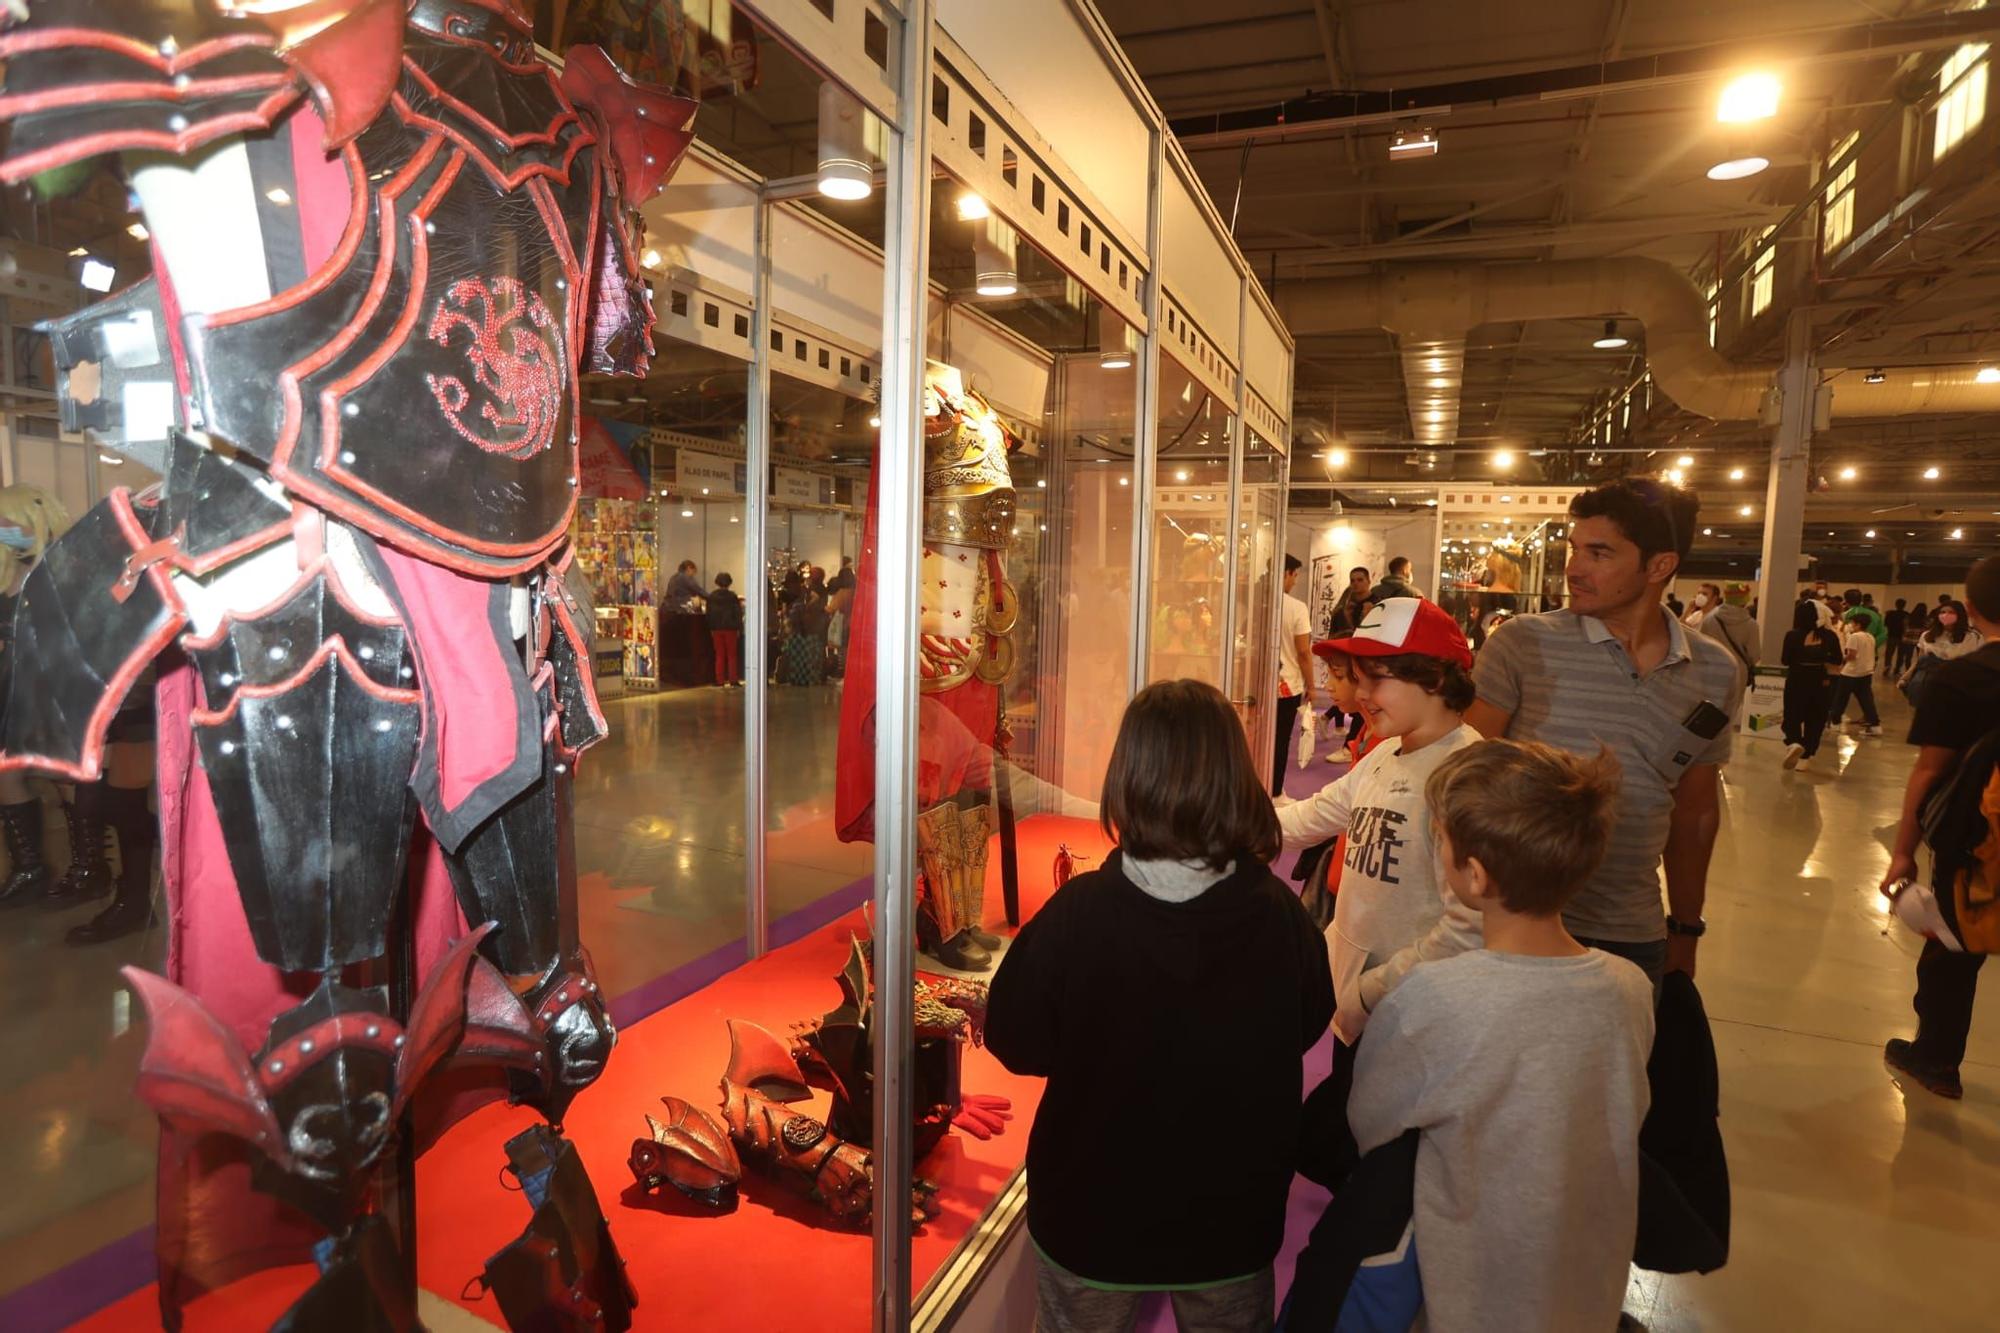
xmin=1253 ymin=208 xmax=1791 ymax=269
xmin=1168 ymin=7 xmax=2000 ymax=150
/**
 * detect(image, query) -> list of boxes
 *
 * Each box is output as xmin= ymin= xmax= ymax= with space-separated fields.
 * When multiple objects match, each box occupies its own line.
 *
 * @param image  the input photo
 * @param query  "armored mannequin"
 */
xmin=836 ymin=362 xmax=1017 ymax=971
xmin=0 ymin=1 xmax=697 ymax=1326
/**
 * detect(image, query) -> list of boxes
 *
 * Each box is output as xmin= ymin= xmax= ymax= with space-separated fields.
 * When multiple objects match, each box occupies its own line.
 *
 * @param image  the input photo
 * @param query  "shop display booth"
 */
xmin=0 ymin=1 xmax=1295 ymax=1329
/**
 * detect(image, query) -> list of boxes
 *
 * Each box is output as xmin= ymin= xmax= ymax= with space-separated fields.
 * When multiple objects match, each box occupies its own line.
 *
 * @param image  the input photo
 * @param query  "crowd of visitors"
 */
xmin=991 ymin=476 xmax=1757 ymax=1329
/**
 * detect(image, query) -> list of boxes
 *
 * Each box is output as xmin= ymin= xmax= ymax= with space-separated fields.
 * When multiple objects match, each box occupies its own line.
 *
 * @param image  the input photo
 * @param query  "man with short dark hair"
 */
xmin=827 ymin=554 xmax=857 ymax=598
xmin=1273 ymin=555 xmax=1318 ymax=794
xmin=1885 ymin=598 xmax=1913 ymax=675
xmin=1465 ymin=478 xmax=1745 ymax=982
xmin=1328 ymin=566 xmax=1373 ymax=638
xmin=1879 ymin=554 xmax=2000 ymax=1099
xmin=1366 ymin=556 xmax=1421 ymax=605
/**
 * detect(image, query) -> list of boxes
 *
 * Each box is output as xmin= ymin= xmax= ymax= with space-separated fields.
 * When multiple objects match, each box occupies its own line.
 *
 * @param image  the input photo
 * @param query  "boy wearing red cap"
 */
xmin=1277 ymin=597 xmax=1486 ymax=1184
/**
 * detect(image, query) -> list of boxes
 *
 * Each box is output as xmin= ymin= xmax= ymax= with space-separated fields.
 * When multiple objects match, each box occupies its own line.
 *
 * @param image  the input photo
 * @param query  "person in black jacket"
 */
xmin=1779 ymin=597 xmax=1842 ymax=770
xmin=987 ymin=679 xmax=1335 ymax=1330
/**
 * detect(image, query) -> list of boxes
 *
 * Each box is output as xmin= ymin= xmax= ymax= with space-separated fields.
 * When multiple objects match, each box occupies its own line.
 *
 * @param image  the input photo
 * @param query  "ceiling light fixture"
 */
xmin=1864 ymin=529 xmax=1876 ymax=538
xmin=1839 ymin=465 xmax=1857 ymax=480
xmin=1706 ymin=156 xmax=1769 ymax=181
xmin=1923 ymin=466 xmax=1941 ymax=479
xmin=1388 ymin=126 xmax=1439 ymax=159
xmin=868 ymin=414 xmax=882 ymax=428
xmin=1951 ymin=528 xmax=1964 ymax=539
xmin=1702 ymin=527 xmax=1713 ymax=536
xmin=815 ymin=82 xmax=873 ymax=202
xmin=1716 ymin=72 xmax=1782 ymax=124
xmin=66 ymin=246 xmax=87 ymax=257
xmin=1675 ymin=454 xmax=1694 ymax=468
xmin=972 ymin=220 xmax=1018 ymax=297
xmin=1325 ymin=448 xmax=1349 ymax=468
xmin=956 ymin=191 xmax=990 ymax=221
xmin=1728 ymin=466 xmax=1746 ymax=480
xmin=1863 ymin=369 xmax=1886 ymax=384
xmin=1738 ymin=504 xmax=1753 ymax=516
xmin=1096 ymin=309 xmax=1134 ymax=370
xmin=1979 ymin=366 xmax=2000 ymax=384
xmin=1492 ymin=449 xmax=1515 ymax=470
xmin=1593 ymin=320 xmax=1629 ymax=350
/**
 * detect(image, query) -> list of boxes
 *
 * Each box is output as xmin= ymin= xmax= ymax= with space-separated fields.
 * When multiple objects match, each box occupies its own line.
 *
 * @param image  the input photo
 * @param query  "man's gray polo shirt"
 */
xmin=1472 ymin=609 xmax=1746 ymax=943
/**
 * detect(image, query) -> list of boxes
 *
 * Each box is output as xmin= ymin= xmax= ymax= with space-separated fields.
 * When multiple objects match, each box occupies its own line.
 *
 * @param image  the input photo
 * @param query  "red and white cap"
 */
xmin=1313 ymin=597 xmax=1473 ymax=669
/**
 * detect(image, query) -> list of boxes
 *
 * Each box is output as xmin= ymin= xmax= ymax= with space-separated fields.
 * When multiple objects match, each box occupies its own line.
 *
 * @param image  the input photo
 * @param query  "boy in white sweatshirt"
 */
xmin=1276 ymin=597 xmax=1483 ymax=1184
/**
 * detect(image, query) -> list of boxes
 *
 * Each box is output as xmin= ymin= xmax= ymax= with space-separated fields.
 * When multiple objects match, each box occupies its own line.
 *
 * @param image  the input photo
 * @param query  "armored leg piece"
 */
xmin=482 ymin=1126 xmax=637 ymax=1333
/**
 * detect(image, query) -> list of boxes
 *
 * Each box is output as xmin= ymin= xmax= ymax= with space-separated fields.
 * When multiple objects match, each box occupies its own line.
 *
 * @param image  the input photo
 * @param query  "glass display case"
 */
xmin=0 ymin=2 xmax=1295 ymax=1329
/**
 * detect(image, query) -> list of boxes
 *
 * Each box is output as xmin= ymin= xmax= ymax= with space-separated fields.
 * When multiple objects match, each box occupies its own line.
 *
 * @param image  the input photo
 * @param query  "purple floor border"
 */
xmin=0 ymin=874 xmax=878 ymax=1332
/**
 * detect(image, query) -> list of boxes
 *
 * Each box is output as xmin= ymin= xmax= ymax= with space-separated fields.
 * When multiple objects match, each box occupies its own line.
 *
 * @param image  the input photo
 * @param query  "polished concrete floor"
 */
xmin=1 ymin=687 xmax=1997 ymax=1329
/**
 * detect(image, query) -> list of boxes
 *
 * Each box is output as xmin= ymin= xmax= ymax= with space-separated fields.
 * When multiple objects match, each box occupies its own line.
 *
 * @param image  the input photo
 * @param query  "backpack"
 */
xmin=1900 ymin=651 xmax=1943 ymax=708
xmin=1919 ymin=722 xmax=2000 ymax=954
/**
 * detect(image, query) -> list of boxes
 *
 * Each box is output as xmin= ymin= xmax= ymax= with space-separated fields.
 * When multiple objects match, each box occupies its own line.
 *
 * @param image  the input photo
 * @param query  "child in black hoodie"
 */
xmin=988 ymin=679 xmax=1336 ymax=1331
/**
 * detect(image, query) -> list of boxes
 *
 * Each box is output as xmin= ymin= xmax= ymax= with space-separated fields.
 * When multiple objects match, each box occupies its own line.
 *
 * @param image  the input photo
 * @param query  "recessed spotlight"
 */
xmin=1118 ymin=477 xmax=1129 ymax=487
xmin=1839 ymin=465 xmax=1857 ymax=480
xmin=1175 ymin=469 xmax=1190 ymax=482
xmin=1739 ymin=504 xmax=1753 ymax=516
xmin=1728 ymin=467 xmax=1746 ymax=480
xmin=1923 ymin=466 xmax=1941 ymax=479
xmin=1706 ymin=156 xmax=1770 ymax=181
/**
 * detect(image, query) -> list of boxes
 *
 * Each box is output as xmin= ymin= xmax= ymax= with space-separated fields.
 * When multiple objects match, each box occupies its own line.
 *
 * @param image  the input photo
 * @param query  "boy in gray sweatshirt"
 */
xmin=1347 ymin=740 xmax=1654 ymax=1332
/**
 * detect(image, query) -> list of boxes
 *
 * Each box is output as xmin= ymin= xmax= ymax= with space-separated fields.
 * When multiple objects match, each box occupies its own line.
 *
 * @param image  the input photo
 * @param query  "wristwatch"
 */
xmin=1665 ymin=916 xmax=1707 ymax=938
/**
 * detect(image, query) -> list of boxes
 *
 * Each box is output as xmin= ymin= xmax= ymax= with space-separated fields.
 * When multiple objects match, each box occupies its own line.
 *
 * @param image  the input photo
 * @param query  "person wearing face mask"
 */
xmin=1918 ymin=602 xmax=1985 ymax=663
xmin=1680 ymin=583 xmax=1722 ymax=630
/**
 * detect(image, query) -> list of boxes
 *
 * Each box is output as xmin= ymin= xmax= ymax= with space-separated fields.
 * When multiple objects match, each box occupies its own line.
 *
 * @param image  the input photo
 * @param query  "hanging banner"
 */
xmin=677 ymin=446 xmax=745 ymax=495
xmin=578 ymin=415 xmax=648 ymax=499
xmin=774 ymin=466 xmax=829 ymax=506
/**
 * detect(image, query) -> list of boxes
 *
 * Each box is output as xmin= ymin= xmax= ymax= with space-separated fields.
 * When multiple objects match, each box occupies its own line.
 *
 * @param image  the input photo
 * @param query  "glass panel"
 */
xmin=1147 ymin=353 xmax=1233 ymax=684
xmin=1231 ymin=428 xmax=1284 ymax=760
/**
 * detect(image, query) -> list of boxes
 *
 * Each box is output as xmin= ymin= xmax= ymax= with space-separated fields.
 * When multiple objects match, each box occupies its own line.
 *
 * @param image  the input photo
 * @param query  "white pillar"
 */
xmin=1756 ymin=309 xmax=1814 ymax=663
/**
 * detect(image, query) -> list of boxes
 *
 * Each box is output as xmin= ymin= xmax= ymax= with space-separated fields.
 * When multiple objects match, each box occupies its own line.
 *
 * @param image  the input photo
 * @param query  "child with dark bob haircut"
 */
xmin=987 ymin=679 xmax=1335 ymax=1331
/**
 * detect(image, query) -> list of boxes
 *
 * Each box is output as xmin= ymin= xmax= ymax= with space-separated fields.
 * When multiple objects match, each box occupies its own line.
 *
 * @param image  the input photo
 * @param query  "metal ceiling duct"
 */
xmin=1275 ymin=258 xmax=2000 ymax=421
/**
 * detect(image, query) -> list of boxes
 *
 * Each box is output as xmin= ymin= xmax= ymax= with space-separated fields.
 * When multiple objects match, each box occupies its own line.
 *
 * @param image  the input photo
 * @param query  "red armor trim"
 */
xmin=188 ymin=639 xmax=422 ymax=727
xmin=0 ymin=490 xmax=191 ymax=782
xmin=202 ymin=140 xmax=374 ymax=330
xmin=403 ymin=55 xmax=576 ymax=150
xmin=389 ymin=85 xmax=592 ymax=193
xmin=560 ymin=45 xmax=699 ymax=201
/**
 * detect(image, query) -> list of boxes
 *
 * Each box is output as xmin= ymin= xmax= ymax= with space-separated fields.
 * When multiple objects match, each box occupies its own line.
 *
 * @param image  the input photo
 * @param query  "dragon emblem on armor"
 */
xmin=425 ymin=277 xmax=564 ymax=460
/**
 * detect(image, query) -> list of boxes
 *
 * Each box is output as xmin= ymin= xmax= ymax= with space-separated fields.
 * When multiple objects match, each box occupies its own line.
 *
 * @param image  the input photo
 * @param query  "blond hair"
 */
xmin=0 ymin=485 xmax=69 ymax=590
xmin=1425 ymin=740 xmax=1620 ymax=916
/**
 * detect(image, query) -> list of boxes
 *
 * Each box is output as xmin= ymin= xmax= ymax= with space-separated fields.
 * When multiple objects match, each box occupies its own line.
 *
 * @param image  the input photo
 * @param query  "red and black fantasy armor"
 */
xmin=0 ymin=1 xmax=697 ymax=1327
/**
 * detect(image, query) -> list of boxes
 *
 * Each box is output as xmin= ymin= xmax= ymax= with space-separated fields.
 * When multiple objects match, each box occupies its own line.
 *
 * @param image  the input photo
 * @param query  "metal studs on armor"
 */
xmin=219 ymin=740 xmax=237 ymax=755
xmin=299 ymin=1039 xmax=315 ymax=1054
xmin=268 ymin=1059 xmax=284 ymax=1074
xmin=365 ymin=1025 xmax=381 ymax=1039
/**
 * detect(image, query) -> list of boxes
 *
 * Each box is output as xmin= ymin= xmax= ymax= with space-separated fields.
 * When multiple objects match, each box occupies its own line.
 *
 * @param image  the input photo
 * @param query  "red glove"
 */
xmin=952 ymin=1092 xmax=1013 ymax=1140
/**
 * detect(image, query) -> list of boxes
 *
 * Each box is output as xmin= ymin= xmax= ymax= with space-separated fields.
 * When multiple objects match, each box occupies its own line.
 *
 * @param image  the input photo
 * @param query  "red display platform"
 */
xmin=78 ymin=815 xmax=1113 ymax=1332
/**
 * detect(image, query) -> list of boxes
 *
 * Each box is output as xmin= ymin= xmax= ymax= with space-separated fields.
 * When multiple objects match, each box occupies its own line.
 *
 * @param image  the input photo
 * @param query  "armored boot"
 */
xmin=67 ymin=785 xmax=157 ymax=944
xmin=0 ymin=798 xmax=51 ymax=909
xmin=956 ymin=803 xmax=1002 ymax=952
xmin=916 ymin=801 xmax=989 ymax=970
xmin=44 ymin=781 xmax=113 ymax=909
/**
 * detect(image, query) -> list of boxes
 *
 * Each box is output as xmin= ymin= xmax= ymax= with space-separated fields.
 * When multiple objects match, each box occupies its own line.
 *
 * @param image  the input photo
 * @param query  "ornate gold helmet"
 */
xmin=923 ymin=368 xmax=1015 ymax=551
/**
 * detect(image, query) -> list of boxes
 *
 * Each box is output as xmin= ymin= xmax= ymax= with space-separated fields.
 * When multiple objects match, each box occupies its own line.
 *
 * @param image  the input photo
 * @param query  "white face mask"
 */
xmin=1691 ymin=594 xmax=1708 ymax=608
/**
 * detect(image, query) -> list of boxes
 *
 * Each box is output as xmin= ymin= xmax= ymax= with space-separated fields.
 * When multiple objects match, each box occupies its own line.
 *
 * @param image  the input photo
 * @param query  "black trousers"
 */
xmin=1829 ymin=673 xmax=1880 ymax=726
xmin=1781 ymin=674 xmax=1830 ymax=757
xmin=1911 ymin=938 xmax=1986 ymax=1068
xmin=1273 ymin=693 xmax=1305 ymax=797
